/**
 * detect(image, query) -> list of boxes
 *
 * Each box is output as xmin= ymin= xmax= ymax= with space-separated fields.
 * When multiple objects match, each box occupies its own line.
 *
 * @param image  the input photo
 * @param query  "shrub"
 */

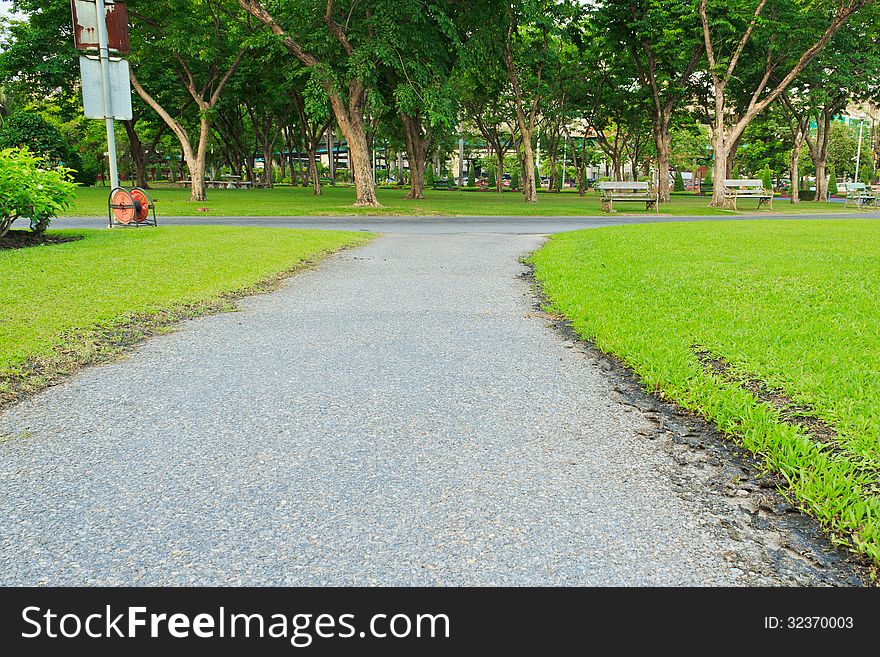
xmin=761 ymin=165 xmax=773 ymax=191
xmin=554 ymin=165 xmax=563 ymax=191
xmin=510 ymin=168 xmax=520 ymax=190
xmin=860 ymin=164 xmax=874 ymax=185
xmin=704 ymin=167 xmax=713 ymax=187
xmin=673 ymin=170 xmax=685 ymax=192
xmin=827 ymin=164 xmax=838 ymax=195
xmin=487 ymin=168 xmax=496 ymax=188
xmin=799 ymin=190 xmax=817 ymax=201
xmin=0 ymin=112 xmax=68 ymax=163
xmin=0 ymin=147 xmax=77 ymax=237
xmin=467 ymin=166 xmax=475 ymax=187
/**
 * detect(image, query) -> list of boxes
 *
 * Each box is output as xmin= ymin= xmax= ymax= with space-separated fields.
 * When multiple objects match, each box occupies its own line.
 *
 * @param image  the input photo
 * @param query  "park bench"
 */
xmin=596 ymin=181 xmax=658 ymax=212
xmin=722 ymin=179 xmax=773 ymax=211
xmin=842 ymin=182 xmax=877 ymax=208
xmin=431 ymin=178 xmax=452 ymax=190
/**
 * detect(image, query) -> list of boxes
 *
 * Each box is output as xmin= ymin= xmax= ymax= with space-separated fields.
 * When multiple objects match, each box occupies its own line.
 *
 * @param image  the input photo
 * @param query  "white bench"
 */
xmin=596 ymin=181 xmax=658 ymax=213
xmin=842 ymin=182 xmax=877 ymax=208
xmin=722 ymin=179 xmax=773 ymax=211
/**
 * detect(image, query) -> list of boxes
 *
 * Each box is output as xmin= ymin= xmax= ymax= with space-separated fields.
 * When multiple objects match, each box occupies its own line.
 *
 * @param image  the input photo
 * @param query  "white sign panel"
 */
xmin=79 ymin=56 xmax=132 ymax=120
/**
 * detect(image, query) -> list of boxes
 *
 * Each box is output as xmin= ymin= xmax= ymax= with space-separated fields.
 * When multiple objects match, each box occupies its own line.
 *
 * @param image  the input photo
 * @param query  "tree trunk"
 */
xmin=710 ymin=137 xmax=730 ymax=207
xmin=401 ymin=115 xmax=430 ymax=200
xmin=790 ymin=146 xmax=800 ymax=204
xmin=518 ymin=132 xmax=537 ymax=202
xmin=123 ymin=120 xmax=149 ymax=189
xmin=656 ymin=125 xmax=671 ymax=202
xmin=814 ymin=159 xmax=827 ymax=202
xmin=307 ymin=149 xmax=321 ymax=195
xmin=496 ymin=152 xmax=505 ymax=193
xmin=341 ymin=118 xmax=378 ymax=207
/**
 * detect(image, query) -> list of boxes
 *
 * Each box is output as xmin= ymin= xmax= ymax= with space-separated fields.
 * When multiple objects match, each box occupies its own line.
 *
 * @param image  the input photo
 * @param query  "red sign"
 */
xmin=70 ymin=0 xmax=130 ymax=54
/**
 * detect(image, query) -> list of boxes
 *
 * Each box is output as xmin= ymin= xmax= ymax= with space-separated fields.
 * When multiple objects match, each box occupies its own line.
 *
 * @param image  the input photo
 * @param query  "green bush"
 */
xmin=510 ymin=168 xmax=520 ymax=190
xmin=828 ymin=164 xmax=838 ymax=195
xmin=761 ymin=165 xmax=773 ymax=191
xmin=488 ymin=168 xmax=496 ymax=188
xmin=0 ymin=112 xmax=68 ymax=163
xmin=860 ymin=164 xmax=874 ymax=185
xmin=799 ymin=190 xmax=817 ymax=201
xmin=554 ymin=165 xmax=563 ymax=191
xmin=425 ymin=166 xmax=435 ymax=185
xmin=0 ymin=147 xmax=77 ymax=237
xmin=65 ymin=151 xmax=100 ymax=186
xmin=467 ymin=166 xmax=475 ymax=187
xmin=673 ymin=170 xmax=685 ymax=192
xmin=704 ymin=167 xmax=713 ymax=187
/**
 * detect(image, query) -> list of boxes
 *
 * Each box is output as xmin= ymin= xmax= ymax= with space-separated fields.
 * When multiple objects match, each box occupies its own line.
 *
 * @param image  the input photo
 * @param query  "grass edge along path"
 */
xmin=0 ymin=227 xmax=375 ymax=408
xmin=529 ymin=220 xmax=880 ymax=569
xmin=62 ymin=184 xmax=869 ymax=218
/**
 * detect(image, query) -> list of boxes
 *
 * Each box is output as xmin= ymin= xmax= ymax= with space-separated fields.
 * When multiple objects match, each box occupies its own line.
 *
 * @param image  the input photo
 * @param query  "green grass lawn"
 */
xmin=64 ymin=184 xmax=863 ymax=217
xmin=530 ymin=219 xmax=880 ymax=564
xmin=0 ymin=226 xmax=373 ymax=400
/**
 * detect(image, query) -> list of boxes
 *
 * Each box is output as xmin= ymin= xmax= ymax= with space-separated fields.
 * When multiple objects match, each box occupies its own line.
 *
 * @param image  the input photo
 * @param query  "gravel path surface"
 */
xmin=0 ymin=233 xmax=849 ymax=585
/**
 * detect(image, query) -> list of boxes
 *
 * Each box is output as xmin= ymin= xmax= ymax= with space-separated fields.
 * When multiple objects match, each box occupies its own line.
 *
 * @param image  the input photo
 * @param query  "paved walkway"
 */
xmin=0 ymin=230 xmax=855 ymax=585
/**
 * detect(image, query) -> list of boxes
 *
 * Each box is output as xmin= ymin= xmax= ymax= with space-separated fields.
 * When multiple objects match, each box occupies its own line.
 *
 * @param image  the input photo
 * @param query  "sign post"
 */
xmin=94 ymin=0 xmax=119 ymax=193
xmin=71 ymin=1 xmax=150 ymax=228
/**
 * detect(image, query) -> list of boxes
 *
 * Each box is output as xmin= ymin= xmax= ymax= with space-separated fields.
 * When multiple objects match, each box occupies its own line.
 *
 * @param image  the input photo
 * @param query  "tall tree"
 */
xmin=699 ymin=0 xmax=874 ymax=206
xmin=601 ymin=1 xmax=704 ymax=202
xmin=128 ymin=0 xmax=246 ymax=201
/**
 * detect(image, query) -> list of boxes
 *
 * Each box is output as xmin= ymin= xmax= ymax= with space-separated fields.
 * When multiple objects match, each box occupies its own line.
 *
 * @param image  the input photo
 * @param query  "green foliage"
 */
xmin=0 ymin=147 xmax=77 ymax=237
xmin=487 ymin=168 xmax=496 ymax=188
xmin=859 ymin=164 xmax=874 ymax=185
xmin=425 ymin=166 xmax=436 ymax=185
xmin=510 ymin=168 xmax=520 ymax=190
xmin=0 ymin=112 xmax=68 ymax=162
xmin=467 ymin=166 xmax=476 ymax=187
xmin=828 ymin=164 xmax=838 ymax=195
xmin=554 ymin=165 xmax=563 ymax=192
xmin=532 ymin=220 xmax=880 ymax=564
xmin=704 ymin=167 xmax=713 ymax=187
xmin=761 ymin=165 xmax=773 ymax=191
xmin=827 ymin=123 xmax=858 ymax=176
xmin=673 ymin=170 xmax=686 ymax=192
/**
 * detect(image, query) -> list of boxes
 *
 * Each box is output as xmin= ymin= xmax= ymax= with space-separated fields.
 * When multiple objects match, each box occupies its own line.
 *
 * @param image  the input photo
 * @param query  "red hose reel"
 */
xmin=108 ymin=187 xmax=157 ymax=227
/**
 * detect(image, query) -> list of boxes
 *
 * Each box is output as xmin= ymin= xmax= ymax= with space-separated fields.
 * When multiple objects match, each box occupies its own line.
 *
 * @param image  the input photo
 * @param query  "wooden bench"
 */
xmin=596 ymin=181 xmax=658 ymax=212
xmin=722 ymin=179 xmax=773 ymax=211
xmin=431 ymin=178 xmax=452 ymax=190
xmin=842 ymin=182 xmax=877 ymax=208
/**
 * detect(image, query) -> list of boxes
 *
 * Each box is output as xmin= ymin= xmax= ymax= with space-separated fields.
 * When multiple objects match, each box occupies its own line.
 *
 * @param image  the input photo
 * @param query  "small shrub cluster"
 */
xmin=0 ymin=148 xmax=77 ymax=238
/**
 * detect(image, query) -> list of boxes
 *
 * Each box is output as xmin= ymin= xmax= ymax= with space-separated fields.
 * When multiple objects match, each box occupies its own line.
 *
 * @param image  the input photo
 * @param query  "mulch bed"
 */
xmin=0 ymin=230 xmax=83 ymax=251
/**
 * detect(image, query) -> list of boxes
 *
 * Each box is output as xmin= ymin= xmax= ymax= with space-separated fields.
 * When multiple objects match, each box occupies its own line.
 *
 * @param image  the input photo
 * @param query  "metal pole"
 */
xmin=95 ymin=0 xmax=119 ymax=196
xmin=562 ymin=135 xmax=567 ymax=189
xmin=458 ymin=133 xmax=465 ymax=187
xmin=855 ymin=120 xmax=864 ymax=182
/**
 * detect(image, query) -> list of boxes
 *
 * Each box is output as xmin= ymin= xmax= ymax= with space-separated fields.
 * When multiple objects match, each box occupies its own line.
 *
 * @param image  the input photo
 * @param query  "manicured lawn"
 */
xmin=65 ymin=184 xmax=863 ymax=217
xmin=0 ymin=226 xmax=373 ymax=399
xmin=530 ymin=219 xmax=880 ymax=563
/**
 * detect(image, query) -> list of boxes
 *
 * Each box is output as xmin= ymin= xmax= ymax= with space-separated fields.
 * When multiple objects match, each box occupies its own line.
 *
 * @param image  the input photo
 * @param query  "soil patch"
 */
xmin=0 ymin=230 xmax=83 ymax=251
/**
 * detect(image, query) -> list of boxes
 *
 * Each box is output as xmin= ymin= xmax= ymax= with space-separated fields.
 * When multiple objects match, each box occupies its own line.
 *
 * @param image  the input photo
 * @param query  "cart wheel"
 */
xmin=110 ymin=188 xmax=140 ymax=225
xmin=130 ymin=188 xmax=152 ymax=223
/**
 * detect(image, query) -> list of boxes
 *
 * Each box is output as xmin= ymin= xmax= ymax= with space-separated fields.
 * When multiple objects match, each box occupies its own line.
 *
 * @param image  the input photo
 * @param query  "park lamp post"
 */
xmin=855 ymin=115 xmax=866 ymax=182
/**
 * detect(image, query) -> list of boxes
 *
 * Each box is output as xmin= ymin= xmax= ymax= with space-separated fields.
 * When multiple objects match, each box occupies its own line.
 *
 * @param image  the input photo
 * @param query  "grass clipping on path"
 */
xmin=530 ymin=219 xmax=880 ymax=565
xmin=0 ymin=226 xmax=374 ymax=404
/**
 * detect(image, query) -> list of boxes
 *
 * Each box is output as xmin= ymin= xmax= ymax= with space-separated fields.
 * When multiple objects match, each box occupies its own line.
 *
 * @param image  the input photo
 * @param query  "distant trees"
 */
xmin=0 ymin=0 xmax=877 ymax=208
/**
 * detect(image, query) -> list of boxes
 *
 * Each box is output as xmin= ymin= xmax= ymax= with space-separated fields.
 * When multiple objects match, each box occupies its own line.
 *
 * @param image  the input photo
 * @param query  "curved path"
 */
xmin=1 ymin=217 xmax=869 ymax=585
